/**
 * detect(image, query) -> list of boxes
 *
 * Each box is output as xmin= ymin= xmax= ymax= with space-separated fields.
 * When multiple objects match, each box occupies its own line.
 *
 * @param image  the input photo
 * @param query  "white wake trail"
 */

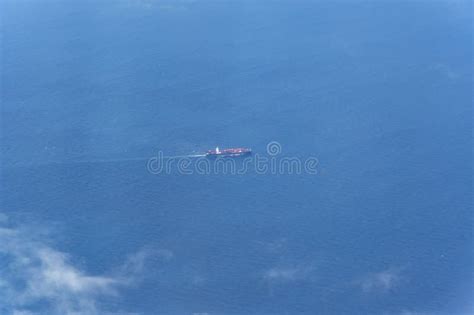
xmin=8 ymin=154 xmax=208 ymax=168
xmin=161 ymin=154 xmax=206 ymax=159
xmin=183 ymin=154 xmax=207 ymax=158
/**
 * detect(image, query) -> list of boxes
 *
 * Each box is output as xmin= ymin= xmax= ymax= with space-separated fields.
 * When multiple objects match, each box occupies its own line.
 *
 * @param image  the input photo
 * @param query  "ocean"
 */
xmin=0 ymin=1 xmax=472 ymax=314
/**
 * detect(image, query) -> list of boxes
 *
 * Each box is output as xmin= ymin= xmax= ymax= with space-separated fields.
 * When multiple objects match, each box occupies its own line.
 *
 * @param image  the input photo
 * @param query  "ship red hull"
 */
xmin=206 ymin=148 xmax=252 ymax=157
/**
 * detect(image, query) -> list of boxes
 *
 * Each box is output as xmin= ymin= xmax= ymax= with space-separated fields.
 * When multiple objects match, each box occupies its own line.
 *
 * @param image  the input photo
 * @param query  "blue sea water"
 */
xmin=0 ymin=1 xmax=472 ymax=314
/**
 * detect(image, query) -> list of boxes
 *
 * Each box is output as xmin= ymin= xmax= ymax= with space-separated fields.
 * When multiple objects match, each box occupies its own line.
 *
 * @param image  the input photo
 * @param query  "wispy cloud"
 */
xmin=120 ymin=247 xmax=173 ymax=282
xmin=263 ymin=264 xmax=314 ymax=283
xmin=0 ymin=214 xmax=169 ymax=315
xmin=430 ymin=63 xmax=460 ymax=80
xmin=261 ymin=262 xmax=316 ymax=298
xmin=356 ymin=267 xmax=405 ymax=293
xmin=0 ymin=224 xmax=118 ymax=314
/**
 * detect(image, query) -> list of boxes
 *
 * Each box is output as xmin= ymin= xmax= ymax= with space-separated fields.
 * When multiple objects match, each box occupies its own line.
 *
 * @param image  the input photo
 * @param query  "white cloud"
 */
xmin=357 ymin=268 xmax=404 ymax=293
xmin=264 ymin=267 xmax=299 ymax=281
xmin=0 ymin=225 xmax=119 ymax=315
xmin=430 ymin=63 xmax=459 ymax=80
xmin=0 ymin=214 xmax=170 ymax=315
xmin=263 ymin=264 xmax=314 ymax=283
xmin=119 ymin=247 xmax=173 ymax=282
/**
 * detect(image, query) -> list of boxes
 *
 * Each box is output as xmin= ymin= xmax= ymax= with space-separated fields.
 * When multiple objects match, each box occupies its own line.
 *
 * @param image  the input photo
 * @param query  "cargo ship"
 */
xmin=206 ymin=147 xmax=252 ymax=157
